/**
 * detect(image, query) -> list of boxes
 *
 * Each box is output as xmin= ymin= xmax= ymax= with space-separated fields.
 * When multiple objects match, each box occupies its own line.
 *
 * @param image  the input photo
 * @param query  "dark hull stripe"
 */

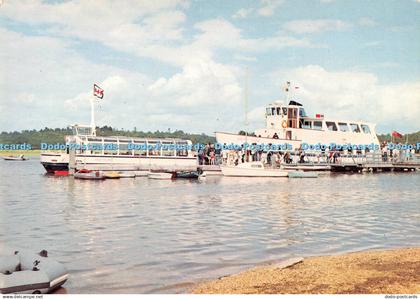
xmin=41 ymin=162 xmax=69 ymax=173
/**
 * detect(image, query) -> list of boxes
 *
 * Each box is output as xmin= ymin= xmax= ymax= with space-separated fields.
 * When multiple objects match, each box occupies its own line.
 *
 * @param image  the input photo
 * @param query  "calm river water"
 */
xmin=0 ymin=159 xmax=419 ymax=293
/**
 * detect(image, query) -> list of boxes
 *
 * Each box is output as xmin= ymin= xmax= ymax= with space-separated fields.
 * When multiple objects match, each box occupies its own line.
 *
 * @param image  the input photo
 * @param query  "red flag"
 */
xmin=93 ymin=84 xmax=104 ymax=99
xmin=391 ymin=130 xmax=402 ymax=138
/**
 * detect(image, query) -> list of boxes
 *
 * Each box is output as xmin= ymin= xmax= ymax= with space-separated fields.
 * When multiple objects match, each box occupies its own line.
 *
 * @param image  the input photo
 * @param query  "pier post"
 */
xmin=69 ymin=149 xmax=76 ymax=175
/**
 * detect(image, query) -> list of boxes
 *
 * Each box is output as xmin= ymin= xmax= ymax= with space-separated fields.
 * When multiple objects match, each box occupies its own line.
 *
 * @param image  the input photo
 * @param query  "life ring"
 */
xmin=282 ymin=120 xmax=287 ymax=128
xmin=0 ymin=247 xmax=68 ymax=294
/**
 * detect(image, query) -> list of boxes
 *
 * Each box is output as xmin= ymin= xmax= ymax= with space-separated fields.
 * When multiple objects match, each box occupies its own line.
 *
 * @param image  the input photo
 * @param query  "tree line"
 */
xmin=0 ymin=126 xmax=216 ymax=148
xmin=0 ymin=127 xmax=418 ymax=148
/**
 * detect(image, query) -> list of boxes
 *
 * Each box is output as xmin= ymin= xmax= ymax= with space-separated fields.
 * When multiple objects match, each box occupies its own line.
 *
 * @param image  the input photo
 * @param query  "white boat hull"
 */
xmin=41 ymin=152 xmax=197 ymax=173
xmin=148 ymin=173 xmax=174 ymax=180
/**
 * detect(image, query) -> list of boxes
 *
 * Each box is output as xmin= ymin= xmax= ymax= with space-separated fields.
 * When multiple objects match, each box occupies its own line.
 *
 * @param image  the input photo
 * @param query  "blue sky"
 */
xmin=0 ymin=0 xmax=419 ymax=134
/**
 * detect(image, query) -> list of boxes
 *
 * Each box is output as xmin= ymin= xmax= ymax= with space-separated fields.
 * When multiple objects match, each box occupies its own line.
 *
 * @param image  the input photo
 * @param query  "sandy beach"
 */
xmin=192 ymin=247 xmax=420 ymax=294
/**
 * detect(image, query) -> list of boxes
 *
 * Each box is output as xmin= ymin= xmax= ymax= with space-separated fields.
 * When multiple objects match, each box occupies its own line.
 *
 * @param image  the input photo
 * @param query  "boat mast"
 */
xmin=90 ymin=97 xmax=96 ymax=136
xmin=286 ymin=81 xmax=291 ymax=102
xmin=244 ymin=67 xmax=249 ymax=139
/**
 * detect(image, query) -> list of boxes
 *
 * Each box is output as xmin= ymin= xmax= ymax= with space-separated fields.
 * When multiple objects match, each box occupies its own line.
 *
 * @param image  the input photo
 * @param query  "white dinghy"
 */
xmin=148 ymin=172 xmax=174 ymax=180
xmin=0 ymin=247 xmax=68 ymax=294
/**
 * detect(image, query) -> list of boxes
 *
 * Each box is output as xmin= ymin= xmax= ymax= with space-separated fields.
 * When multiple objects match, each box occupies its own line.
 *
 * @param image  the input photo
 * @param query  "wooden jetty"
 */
xmin=330 ymin=162 xmax=419 ymax=173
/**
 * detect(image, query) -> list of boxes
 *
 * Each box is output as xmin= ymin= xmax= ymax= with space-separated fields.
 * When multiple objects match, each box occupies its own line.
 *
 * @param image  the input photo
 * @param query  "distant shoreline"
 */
xmin=0 ymin=150 xmax=43 ymax=156
xmin=192 ymin=247 xmax=420 ymax=294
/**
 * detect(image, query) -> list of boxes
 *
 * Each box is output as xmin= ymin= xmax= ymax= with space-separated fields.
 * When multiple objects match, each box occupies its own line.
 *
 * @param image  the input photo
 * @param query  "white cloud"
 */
xmin=232 ymin=8 xmax=254 ymax=19
xmin=282 ymin=19 xmax=352 ymax=34
xmin=232 ymin=0 xmax=283 ymax=19
xmin=257 ymin=0 xmax=284 ymax=16
xmin=148 ymin=59 xmax=242 ymax=108
xmin=0 ymin=26 xmax=243 ymax=133
xmin=269 ymin=65 xmax=420 ymax=133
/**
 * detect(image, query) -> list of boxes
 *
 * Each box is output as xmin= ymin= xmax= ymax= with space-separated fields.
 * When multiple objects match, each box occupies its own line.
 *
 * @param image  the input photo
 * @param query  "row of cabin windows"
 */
xmin=267 ymin=107 xmax=307 ymax=117
xmin=79 ymin=140 xmax=189 ymax=156
xmin=266 ymin=108 xmax=371 ymax=134
xmin=301 ymin=120 xmax=371 ymax=134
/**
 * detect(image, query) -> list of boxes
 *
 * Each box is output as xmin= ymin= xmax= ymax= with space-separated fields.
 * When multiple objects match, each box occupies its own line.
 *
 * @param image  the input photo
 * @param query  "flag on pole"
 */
xmin=391 ymin=130 xmax=402 ymax=138
xmin=93 ymin=84 xmax=104 ymax=99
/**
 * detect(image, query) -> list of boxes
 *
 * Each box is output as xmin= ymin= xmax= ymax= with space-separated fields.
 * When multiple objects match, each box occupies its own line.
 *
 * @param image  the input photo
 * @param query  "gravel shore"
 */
xmin=192 ymin=247 xmax=420 ymax=294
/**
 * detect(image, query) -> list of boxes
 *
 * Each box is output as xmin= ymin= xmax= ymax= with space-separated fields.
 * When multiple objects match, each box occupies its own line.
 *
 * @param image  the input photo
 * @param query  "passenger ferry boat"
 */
xmin=40 ymin=93 xmax=197 ymax=173
xmin=216 ymin=97 xmax=380 ymax=152
xmin=40 ymin=124 xmax=197 ymax=173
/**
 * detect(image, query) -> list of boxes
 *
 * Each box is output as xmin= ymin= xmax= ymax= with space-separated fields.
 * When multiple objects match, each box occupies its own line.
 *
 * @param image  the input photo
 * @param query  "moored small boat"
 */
xmin=133 ymin=171 xmax=150 ymax=177
xmin=118 ymin=171 xmax=136 ymax=178
xmin=2 ymin=155 xmax=28 ymax=161
xmin=288 ymin=171 xmax=318 ymax=178
xmin=103 ymin=171 xmax=121 ymax=179
xmin=282 ymin=164 xmax=330 ymax=171
xmin=74 ymin=169 xmax=105 ymax=180
xmin=221 ymin=162 xmax=288 ymax=177
xmin=0 ymin=247 xmax=68 ymax=294
xmin=148 ymin=172 xmax=174 ymax=180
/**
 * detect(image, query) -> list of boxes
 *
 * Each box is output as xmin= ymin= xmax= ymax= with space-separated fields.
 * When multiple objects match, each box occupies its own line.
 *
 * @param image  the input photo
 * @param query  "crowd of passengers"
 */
xmin=380 ymin=141 xmax=417 ymax=162
xmin=198 ymin=142 xmax=418 ymax=166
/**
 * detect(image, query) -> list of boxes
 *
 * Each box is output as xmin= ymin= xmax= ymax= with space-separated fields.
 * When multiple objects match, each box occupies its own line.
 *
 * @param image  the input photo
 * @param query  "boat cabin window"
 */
xmin=303 ymin=120 xmax=312 ymax=129
xmin=266 ymin=108 xmax=272 ymax=116
xmin=119 ymin=142 xmax=132 ymax=155
xmin=282 ymin=107 xmax=287 ymax=116
xmin=162 ymin=141 xmax=175 ymax=156
xmin=73 ymin=126 xmax=92 ymax=136
xmin=361 ymin=124 xmax=371 ymax=134
xmin=313 ymin=121 xmax=322 ymax=130
xmin=271 ymin=107 xmax=276 ymax=115
xmin=287 ymin=108 xmax=298 ymax=128
xmin=326 ymin=121 xmax=338 ymax=131
xmin=133 ymin=143 xmax=147 ymax=156
xmin=148 ymin=142 xmax=160 ymax=156
xmin=299 ymin=108 xmax=307 ymax=117
xmin=350 ymin=123 xmax=361 ymax=133
xmin=104 ymin=143 xmax=118 ymax=155
xmin=176 ymin=141 xmax=188 ymax=156
xmin=338 ymin=122 xmax=349 ymax=132
xmin=90 ymin=142 xmax=103 ymax=155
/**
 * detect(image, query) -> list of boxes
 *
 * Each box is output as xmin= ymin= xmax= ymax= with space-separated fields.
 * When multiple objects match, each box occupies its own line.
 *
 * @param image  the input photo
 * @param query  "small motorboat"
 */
xmin=74 ymin=169 xmax=105 ymax=180
xmin=2 ymin=155 xmax=28 ymax=161
xmin=288 ymin=171 xmax=318 ymax=178
xmin=282 ymin=164 xmax=331 ymax=171
xmin=148 ymin=172 xmax=174 ymax=180
xmin=0 ymin=247 xmax=68 ymax=294
xmin=53 ymin=170 xmax=69 ymax=176
xmin=133 ymin=171 xmax=150 ymax=177
xmin=221 ymin=162 xmax=288 ymax=177
xmin=103 ymin=171 xmax=121 ymax=179
xmin=118 ymin=171 xmax=136 ymax=178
